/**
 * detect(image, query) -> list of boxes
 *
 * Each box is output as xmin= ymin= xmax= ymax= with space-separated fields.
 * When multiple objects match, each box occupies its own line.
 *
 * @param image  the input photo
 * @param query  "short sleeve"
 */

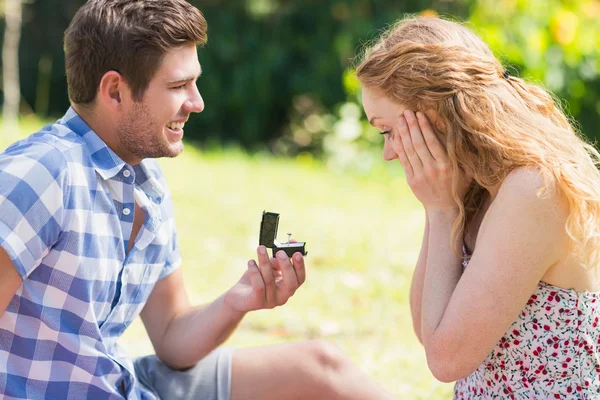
xmin=0 ymin=142 xmax=69 ymax=279
xmin=158 ymin=228 xmax=182 ymax=280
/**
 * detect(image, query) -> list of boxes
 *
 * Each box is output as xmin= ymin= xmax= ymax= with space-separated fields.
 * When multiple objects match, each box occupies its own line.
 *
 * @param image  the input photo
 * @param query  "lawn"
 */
xmin=4 ymin=116 xmax=454 ymax=399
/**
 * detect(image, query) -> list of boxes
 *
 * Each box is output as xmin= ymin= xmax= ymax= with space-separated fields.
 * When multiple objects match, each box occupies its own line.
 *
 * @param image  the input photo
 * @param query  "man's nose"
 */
xmin=185 ymin=86 xmax=204 ymax=113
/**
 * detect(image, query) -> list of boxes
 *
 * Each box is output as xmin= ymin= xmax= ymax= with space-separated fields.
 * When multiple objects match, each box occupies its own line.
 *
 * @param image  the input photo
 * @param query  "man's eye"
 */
xmin=172 ymin=84 xmax=186 ymax=90
xmin=380 ymin=130 xmax=391 ymax=135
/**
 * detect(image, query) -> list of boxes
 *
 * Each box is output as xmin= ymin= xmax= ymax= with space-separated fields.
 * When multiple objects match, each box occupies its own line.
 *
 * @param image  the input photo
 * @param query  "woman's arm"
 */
xmin=409 ymin=215 xmax=429 ymax=344
xmin=421 ymin=168 xmax=568 ymax=382
xmin=391 ymin=110 xmax=569 ymax=382
xmin=420 ymin=207 xmax=462 ymax=360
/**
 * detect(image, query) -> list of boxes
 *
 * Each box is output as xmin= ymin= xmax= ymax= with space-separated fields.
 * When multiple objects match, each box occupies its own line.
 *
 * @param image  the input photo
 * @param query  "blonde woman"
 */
xmin=357 ymin=16 xmax=600 ymax=399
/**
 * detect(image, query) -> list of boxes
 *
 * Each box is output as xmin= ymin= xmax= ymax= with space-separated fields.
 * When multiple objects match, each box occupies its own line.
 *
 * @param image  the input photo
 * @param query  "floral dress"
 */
xmin=454 ymin=247 xmax=600 ymax=399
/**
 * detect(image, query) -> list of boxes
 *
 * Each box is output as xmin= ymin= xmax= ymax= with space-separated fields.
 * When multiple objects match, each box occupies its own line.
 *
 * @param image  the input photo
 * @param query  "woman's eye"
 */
xmin=380 ymin=130 xmax=391 ymax=135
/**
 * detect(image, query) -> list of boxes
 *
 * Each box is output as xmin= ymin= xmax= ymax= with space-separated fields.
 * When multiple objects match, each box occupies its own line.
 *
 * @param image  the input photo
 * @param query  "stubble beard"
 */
xmin=117 ymin=102 xmax=184 ymax=162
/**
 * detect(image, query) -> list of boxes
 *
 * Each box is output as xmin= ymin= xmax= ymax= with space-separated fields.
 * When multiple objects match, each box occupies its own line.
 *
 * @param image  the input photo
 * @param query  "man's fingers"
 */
xmin=269 ymin=257 xmax=284 ymax=282
xmin=275 ymin=251 xmax=298 ymax=302
xmin=247 ymin=260 xmax=265 ymax=296
xmin=270 ymin=256 xmax=281 ymax=270
xmin=292 ymin=252 xmax=306 ymax=286
xmin=257 ymin=245 xmax=276 ymax=303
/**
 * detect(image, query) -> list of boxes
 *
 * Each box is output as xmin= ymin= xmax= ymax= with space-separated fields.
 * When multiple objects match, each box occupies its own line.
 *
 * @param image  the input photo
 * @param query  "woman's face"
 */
xmin=361 ymin=86 xmax=447 ymax=162
xmin=361 ymin=86 xmax=408 ymax=161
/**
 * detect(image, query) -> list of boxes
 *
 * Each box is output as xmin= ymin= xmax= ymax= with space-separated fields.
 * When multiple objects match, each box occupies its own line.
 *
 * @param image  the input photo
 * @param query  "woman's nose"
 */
xmin=382 ymin=138 xmax=398 ymax=161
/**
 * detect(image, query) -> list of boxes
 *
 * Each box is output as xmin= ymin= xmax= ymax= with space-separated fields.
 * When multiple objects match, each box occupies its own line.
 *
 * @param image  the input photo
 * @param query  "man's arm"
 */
xmin=140 ymin=268 xmax=243 ymax=370
xmin=141 ymin=246 xmax=306 ymax=370
xmin=0 ymin=247 xmax=24 ymax=319
xmin=0 ymin=143 xmax=69 ymax=317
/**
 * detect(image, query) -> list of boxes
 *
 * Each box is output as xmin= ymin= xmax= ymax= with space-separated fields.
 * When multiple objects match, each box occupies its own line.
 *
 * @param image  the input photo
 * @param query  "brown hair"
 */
xmin=64 ymin=0 xmax=208 ymax=105
xmin=357 ymin=16 xmax=600 ymax=269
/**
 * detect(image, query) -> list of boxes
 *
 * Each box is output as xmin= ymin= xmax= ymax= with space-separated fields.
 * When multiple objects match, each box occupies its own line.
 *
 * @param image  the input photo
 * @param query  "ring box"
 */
xmin=259 ymin=211 xmax=307 ymax=258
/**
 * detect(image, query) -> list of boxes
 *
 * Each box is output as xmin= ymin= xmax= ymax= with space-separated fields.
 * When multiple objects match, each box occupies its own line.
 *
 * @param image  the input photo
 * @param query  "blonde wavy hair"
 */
xmin=356 ymin=16 xmax=600 ymax=269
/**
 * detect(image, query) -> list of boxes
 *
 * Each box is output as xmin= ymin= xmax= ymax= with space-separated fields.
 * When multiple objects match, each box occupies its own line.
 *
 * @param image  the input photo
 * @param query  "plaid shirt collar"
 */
xmin=62 ymin=106 xmax=126 ymax=181
xmin=61 ymin=106 xmax=166 ymax=205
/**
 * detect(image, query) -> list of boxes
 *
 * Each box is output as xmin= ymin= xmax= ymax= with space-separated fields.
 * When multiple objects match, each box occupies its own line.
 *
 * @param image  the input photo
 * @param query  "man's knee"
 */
xmin=305 ymin=339 xmax=348 ymax=372
xmin=293 ymin=339 xmax=350 ymax=398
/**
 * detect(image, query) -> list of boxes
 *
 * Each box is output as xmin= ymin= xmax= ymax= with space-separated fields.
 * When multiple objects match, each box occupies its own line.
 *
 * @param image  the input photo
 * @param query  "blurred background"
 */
xmin=1 ymin=0 xmax=599 ymax=398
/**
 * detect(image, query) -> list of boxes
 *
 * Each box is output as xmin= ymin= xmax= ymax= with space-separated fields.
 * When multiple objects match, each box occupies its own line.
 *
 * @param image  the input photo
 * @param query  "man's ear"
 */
xmin=98 ymin=70 xmax=129 ymax=111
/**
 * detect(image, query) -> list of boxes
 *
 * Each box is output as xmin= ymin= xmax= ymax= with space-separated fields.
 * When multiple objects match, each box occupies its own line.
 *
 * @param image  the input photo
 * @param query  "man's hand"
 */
xmin=224 ymin=245 xmax=306 ymax=313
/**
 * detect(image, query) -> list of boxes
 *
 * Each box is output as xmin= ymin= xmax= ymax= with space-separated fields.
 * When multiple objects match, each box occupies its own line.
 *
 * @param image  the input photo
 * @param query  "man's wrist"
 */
xmin=219 ymin=292 xmax=247 ymax=321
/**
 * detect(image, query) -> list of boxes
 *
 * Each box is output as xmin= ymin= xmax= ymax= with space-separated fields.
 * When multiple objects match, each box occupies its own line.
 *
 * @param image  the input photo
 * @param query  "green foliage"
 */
xmin=3 ymin=0 xmax=598 ymax=164
xmin=469 ymin=0 xmax=600 ymax=141
xmin=303 ymin=0 xmax=600 ymax=173
xmin=188 ymin=0 xmax=469 ymax=150
xmin=4 ymin=0 xmax=469 ymax=149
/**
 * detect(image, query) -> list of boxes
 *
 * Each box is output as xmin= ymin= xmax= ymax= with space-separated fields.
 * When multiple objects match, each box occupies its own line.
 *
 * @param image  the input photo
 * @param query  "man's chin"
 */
xmin=163 ymin=141 xmax=184 ymax=158
xmin=135 ymin=142 xmax=183 ymax=160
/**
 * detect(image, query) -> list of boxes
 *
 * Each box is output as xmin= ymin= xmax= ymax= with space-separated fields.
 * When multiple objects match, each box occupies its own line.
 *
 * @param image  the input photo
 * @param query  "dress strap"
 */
xmin=461 ymin=241 xmax=472 ymax=268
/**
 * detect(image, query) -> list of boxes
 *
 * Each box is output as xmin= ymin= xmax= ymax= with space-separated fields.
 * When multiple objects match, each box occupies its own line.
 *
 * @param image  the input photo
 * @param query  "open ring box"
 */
xmin=259 ymin=211 xmax=307 ymax=258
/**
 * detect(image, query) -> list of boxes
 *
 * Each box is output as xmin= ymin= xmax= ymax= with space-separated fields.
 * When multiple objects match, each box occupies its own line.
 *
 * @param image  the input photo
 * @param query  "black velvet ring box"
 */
xmin=259 ymin=211 xmax=307 ymax=258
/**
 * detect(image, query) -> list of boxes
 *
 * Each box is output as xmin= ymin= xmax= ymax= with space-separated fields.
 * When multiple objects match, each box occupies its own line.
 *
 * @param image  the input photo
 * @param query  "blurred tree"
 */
xmin=1 ymin=0 xmax=469 ymax=148
xmin=1 ymin=0 xmax=598 ymax=156
xmin=312 ymin=1 xmax=600 ymax=174
xmin=2 ymin=0 xmax=22 ymax=139
xmin=189 ymin=0 xmax=470 ymax=150
xmin=469 ymin=0 xmax=600 ymax=141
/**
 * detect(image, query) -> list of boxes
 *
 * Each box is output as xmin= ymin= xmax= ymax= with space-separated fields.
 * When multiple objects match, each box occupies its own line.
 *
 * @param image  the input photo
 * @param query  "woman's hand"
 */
xmin=390 ymin=110 xmax=471 ymax=212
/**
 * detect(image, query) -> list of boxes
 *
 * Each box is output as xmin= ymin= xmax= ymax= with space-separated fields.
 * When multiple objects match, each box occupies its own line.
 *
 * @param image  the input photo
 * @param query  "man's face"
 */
xmin=117 ymin=44 xmax=204 ymax=164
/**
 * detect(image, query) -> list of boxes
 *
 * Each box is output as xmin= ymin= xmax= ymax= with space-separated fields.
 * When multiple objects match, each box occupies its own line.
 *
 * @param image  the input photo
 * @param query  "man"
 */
xmin=0 ymin=1 xmax=395 ymax=399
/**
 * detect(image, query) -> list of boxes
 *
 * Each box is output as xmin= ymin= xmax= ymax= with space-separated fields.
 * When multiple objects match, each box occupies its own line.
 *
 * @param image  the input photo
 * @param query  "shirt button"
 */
xmin=123 ymin=170 xmax=131 ymax=178
xmin=123 ymin=208 xmax=131 ymax=216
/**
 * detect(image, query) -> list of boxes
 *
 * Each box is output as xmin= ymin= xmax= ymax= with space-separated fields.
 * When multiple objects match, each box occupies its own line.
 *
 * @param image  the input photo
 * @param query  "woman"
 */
xmin=356 ymin=16 xmax=600 ymax=399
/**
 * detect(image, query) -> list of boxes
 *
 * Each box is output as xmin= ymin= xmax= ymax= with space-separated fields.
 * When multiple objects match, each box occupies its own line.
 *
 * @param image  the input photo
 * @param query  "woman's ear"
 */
xmin=424 ymin=109 xmax=446 ymax=134
xmin=422 ymin=108 xmax=448 ymax=149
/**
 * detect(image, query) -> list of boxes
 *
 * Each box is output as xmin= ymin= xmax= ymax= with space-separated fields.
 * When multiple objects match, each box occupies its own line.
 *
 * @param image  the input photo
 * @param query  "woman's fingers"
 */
xmin=416 ymin=111 xmax=448 ymax=162
xmin=398 ymin=115 xmax=424 ymax=175
xmin=404 ymin=110 xmax=435 ymax=165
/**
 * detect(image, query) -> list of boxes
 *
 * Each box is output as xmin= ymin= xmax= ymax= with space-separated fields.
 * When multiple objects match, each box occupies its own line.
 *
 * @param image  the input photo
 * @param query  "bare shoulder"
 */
xmin=474 ymin=167 xmax=571 ymax=277
xmin=500 ymin=167 xmax=546 ymax=194
xmin=496 ymin=167 xmax=569 ymax=219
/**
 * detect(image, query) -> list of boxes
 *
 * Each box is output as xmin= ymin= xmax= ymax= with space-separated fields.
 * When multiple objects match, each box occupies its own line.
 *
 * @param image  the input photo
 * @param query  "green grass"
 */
xmin=3 ymin=115 xmax=454 ymax=399
xmin=128 ymin=146 xmax=453 ymax=399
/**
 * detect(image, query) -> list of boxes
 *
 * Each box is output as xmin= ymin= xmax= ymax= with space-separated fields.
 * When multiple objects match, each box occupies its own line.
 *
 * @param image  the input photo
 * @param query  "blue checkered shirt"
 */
xmin=0 ymin=107 xmax=182 ymax=399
